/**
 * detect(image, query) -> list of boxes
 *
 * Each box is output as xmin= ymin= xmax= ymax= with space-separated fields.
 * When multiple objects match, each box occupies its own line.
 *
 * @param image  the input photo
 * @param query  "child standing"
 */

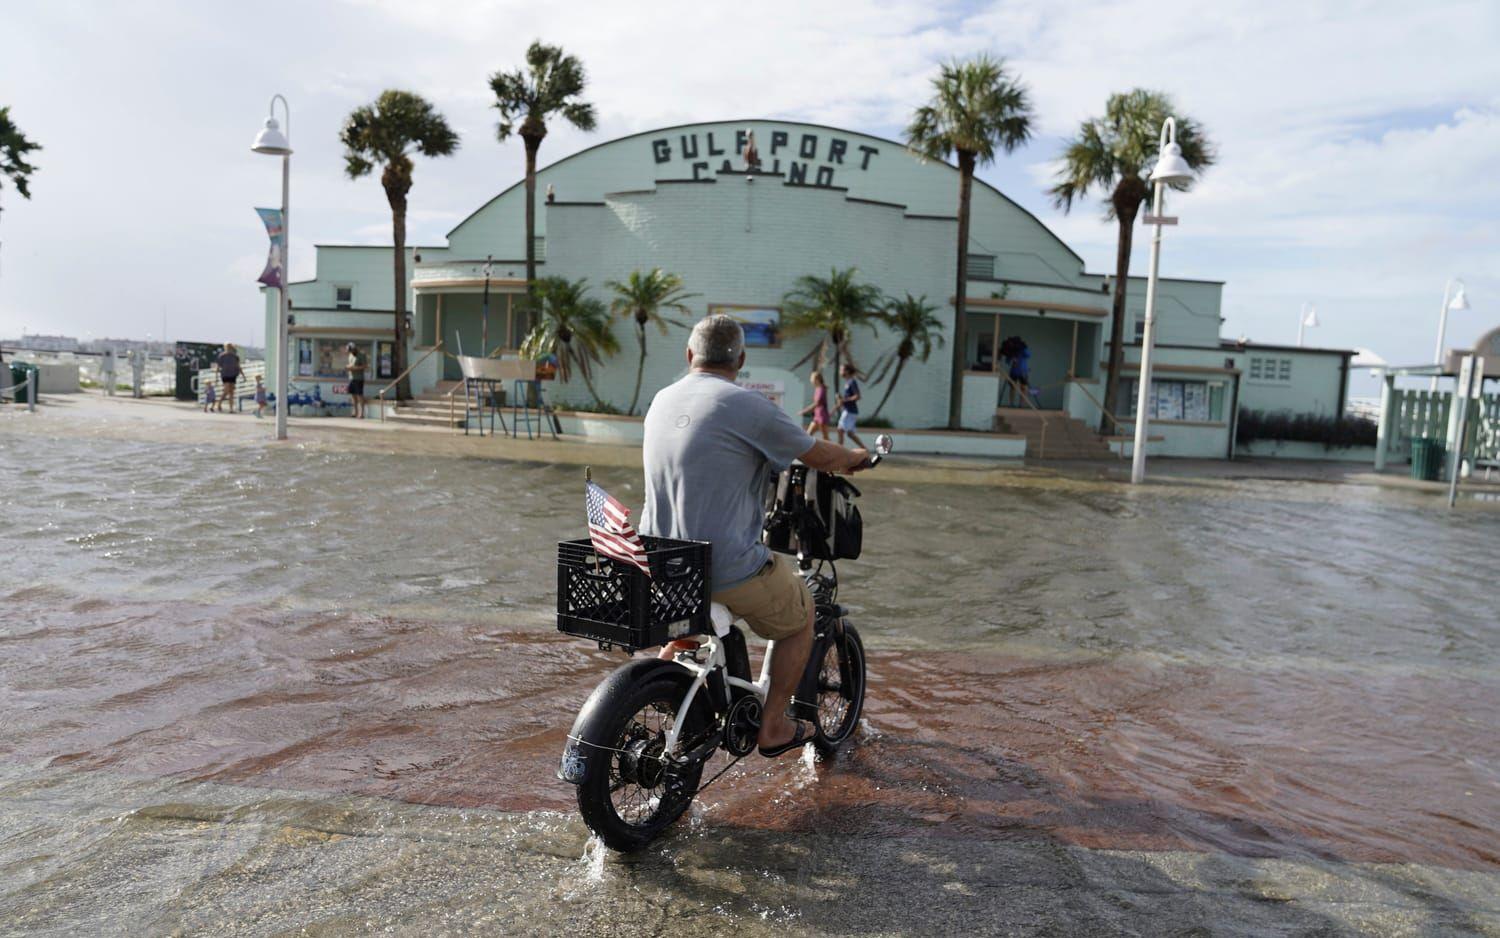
xmin=202 ymin=381 xmax=216 ymax=413
xmin=836 ymin=362 xmax=866 ymax=449
xmin=801 ymin=371 xmax=830 ymax=439
xmin=254 ymin=375 xmax=267 ymax=418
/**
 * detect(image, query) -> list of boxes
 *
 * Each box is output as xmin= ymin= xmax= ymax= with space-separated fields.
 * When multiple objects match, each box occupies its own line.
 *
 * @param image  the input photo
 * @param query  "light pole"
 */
xmin=1130 ymin=117 xmax=1195 ymax=485
xmin=1429 ymin=278 xmax=1469 ymax=393
xmin=1297 ymin=303 xmax=1318 ymax=346
xmin=251 ymin=95 xmax=292 ymax=440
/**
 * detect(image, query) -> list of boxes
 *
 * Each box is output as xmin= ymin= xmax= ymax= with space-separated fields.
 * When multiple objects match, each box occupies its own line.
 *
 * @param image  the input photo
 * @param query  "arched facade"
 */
xmin=264 ymin=119 xmax=1350 ymax=455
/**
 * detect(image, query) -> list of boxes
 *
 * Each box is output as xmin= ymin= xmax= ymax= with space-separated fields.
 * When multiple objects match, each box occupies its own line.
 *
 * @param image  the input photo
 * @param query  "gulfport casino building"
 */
xmin=263 ymin=119 xmax=1352 ymax=458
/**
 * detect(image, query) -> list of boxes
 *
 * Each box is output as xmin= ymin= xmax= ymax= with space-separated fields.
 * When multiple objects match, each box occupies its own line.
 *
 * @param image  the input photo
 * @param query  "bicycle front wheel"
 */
xmin=813 ymin=622 xmax=866 ymax=755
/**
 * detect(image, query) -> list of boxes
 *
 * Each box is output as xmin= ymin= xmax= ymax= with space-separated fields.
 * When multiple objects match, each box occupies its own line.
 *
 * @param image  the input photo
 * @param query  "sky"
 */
xmin=1 ymin=0 xmax=1496 ymax=396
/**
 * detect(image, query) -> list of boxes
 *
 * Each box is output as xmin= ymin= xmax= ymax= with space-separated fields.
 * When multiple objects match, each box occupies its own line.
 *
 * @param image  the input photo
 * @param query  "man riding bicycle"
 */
xmin=639 ymin=315 xmax=869 ymax=758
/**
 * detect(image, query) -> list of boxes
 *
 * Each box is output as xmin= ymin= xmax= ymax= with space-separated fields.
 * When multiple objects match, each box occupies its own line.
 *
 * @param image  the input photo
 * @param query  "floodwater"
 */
xmin=2 ymin=417 xmax=1499 ymax=935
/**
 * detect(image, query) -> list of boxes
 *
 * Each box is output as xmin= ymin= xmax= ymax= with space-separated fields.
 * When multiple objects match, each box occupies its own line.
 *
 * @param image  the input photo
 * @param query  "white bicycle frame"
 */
xmin=661 ymin=603 xmax=776 ymax=757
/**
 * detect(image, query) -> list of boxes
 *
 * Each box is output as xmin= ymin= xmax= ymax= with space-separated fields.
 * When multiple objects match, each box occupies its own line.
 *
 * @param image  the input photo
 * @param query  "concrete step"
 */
xmin=994 ymin=407 xmax=1114 ymax=460
xmin=385 ymin=410 xmax=464 ymax=428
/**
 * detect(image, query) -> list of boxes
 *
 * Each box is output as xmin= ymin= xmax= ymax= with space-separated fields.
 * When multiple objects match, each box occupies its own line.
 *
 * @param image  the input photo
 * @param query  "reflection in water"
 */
xmin=1 ymin=434 xmax=1498 ymax=933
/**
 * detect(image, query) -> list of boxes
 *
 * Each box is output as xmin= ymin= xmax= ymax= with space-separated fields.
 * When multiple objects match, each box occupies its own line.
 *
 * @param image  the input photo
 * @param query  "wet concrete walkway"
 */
xmin=3 ymin=396 xmax=1498 ymax=935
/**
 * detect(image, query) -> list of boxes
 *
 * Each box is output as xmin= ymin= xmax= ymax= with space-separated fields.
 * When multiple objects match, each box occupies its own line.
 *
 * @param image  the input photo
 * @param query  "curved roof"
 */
xmin=444 ymin=117 xmax=1085 ymax=269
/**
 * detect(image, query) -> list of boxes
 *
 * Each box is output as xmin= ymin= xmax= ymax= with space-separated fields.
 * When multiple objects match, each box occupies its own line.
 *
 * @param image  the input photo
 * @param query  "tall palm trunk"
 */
xmin=629 ymin=321 xmax=647 ymax=416
xmin=522 ymin=132 xmax=542 ymax=293
xmin=831 ymin=334 xmax=842 ymax=401
xmin=386 ymin=180 xmax=412 ymax=401
xmin=948 ymin=150 xmax=975 ymax=429
xmin=871 ymin=354 xmax=909 ymax=419
xmin=1099 ymin=178 xmax=1145 ymax=433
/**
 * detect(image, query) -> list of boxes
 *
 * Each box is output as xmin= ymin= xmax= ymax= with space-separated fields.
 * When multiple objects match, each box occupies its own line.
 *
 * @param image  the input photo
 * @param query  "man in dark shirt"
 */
xmin=215 ymin=343 xmax=241 ymax=413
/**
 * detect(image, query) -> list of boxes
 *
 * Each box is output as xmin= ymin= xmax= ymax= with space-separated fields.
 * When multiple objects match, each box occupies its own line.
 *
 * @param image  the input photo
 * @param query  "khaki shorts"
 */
xmin=712 ymin=553 xmax=812 ymax=641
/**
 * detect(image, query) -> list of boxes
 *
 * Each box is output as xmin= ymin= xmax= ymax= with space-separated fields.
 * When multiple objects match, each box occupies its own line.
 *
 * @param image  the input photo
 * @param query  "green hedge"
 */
xmin=1236 ymin=408 xmax=1377 ymax=448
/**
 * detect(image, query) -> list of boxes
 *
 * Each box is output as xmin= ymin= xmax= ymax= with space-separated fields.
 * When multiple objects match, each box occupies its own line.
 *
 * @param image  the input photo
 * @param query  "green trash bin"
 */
xmin=9 ymin=363 xmax=32 ymax=404
xmin=1410 ymin=437 xmax=1445 ymax=481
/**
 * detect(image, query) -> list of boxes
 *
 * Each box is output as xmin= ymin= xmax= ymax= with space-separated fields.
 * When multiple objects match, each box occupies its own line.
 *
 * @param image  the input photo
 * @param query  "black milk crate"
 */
xmin=556 ymin=537 xmax=711 ymax=651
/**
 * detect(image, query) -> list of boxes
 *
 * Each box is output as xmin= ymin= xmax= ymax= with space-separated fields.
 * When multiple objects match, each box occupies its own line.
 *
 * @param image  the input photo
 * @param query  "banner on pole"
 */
xmin=255 ymin=207 xmax=285 ymax=288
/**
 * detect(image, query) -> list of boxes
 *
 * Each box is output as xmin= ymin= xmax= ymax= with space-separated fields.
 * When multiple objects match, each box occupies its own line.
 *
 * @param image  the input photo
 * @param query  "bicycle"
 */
xmin=556 ymin=435 xmax=891 ymax=851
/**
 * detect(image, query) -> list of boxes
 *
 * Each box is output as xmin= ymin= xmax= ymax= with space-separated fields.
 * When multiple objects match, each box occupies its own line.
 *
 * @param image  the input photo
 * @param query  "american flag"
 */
xmin=586 ymin=480 xmax=652 ymax=576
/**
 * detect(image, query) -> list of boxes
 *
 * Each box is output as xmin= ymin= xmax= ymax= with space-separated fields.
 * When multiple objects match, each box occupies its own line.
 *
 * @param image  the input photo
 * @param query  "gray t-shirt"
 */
xmin=641 ymin=371 xmax=815 ymax=590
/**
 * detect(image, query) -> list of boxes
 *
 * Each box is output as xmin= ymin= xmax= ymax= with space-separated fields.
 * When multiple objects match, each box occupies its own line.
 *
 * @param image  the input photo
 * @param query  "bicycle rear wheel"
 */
xmin=576 ymin=677 xmax=706 ymax=851
xmin=813 ymin=622 xmax=866 ymax=755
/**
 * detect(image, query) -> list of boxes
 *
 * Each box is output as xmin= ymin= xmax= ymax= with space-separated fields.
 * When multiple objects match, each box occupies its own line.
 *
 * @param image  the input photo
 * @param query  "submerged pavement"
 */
xmin=2 ymin=395 xmax=1498 ymax=936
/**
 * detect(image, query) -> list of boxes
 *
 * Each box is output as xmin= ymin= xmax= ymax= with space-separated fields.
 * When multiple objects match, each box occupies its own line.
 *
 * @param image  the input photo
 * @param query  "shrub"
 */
xmin=858 ymin=415 xmax=893 ymax=429
xmin=551 ymin=397 xmax=623 ymax=415
xmin=1236 ymin=408 xmax=1377 ymax=449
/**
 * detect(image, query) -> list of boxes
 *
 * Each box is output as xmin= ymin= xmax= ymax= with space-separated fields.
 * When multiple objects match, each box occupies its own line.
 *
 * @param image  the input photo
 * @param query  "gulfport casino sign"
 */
xmin=650 ymin=127 xmax=881 ymax=186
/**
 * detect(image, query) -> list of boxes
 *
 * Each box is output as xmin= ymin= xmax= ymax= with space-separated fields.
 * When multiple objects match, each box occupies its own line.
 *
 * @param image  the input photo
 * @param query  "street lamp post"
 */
xmin=1297 ymin=303 xmax=1318 ymax=346
xmin=1130 ymin=117 xmax=1195 ymax=485
xmin=251 ymin=95 xmax=292 ymax=440
xmin=1429 ymin=278 xmax=1469 ymax=393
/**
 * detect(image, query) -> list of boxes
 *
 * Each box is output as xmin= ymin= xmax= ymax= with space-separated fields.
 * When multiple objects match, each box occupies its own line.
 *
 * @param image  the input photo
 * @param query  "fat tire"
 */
xmin=575 ymin=676 xmax=707 ymax=851
xmin=813 ymin=622 xmax=866 ymax=755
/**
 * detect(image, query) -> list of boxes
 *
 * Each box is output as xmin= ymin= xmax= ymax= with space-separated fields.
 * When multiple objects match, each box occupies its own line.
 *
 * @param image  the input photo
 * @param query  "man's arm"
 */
xmin=799 ymin=438 xmax=868 ymax=474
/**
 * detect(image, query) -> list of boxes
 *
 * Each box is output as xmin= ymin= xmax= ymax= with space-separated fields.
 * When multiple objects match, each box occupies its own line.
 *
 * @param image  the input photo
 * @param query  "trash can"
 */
xmin=9 ymin=363 xmax=34 ymax=404
xmin=1410 ymin=437 xmax=1445 ymax=481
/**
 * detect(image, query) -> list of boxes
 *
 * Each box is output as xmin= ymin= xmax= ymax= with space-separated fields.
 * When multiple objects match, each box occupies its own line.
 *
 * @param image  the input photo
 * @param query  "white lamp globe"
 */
xmin=252 ymin=117 xmax=291 ymax=156
xmin=1149 ymin=140 xmax=1194 ymax=184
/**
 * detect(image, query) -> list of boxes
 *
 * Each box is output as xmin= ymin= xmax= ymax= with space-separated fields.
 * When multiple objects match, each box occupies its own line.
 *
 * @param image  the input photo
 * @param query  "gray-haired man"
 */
xmin=639 ymin=315 xmax=868 ymax=758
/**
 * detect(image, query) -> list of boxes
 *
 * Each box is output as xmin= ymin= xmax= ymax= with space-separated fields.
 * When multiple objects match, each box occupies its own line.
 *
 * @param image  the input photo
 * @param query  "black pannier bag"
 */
xmin=764 ymin=465 xmax=863 ymax=561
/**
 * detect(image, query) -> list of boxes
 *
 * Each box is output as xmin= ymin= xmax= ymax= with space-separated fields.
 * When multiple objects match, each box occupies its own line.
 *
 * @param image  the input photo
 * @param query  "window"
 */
xmin=1249 ymin=355 xmax=1292 ymax=383
xmin=967 ymin=254 xmax=996 ymax=280
xmin=334 ymin=285 xmax=354 ymax=310
xmin=1134 ymin=318 xmax=1146 ymax=341
xmin=532 ymin=236 xmax=546 ymax=261
xmin=1123 ymin=378 xmax=1226 ymax=422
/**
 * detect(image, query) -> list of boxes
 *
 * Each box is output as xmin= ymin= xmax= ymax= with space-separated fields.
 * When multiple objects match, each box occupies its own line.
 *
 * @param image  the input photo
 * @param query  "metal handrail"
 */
xmin=998 ymin=373 xmax=1049 ymax=457
xmin=377 ymin=341 xmax=443 ymax=422
xmin=1068 ymin=378 xmax=1131 ymax=433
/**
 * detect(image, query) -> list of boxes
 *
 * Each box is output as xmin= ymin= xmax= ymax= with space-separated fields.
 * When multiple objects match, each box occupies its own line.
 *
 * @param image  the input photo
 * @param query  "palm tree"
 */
xmin=520 ymin=276 xmax=619 ymax=410
xmin=1050 ymin=89 xmax=1214 ymax=433
xmin=906 ymin=55 xmax=1033 ymax=429
xmin=0 ymin=106 xmax=42 ymax=219
xmin=868 ymin=294 xmax=945 ymax=420
xmin=782 ymin=267 xmax=886 ymax=387
xmin=606 ymin=268 xmax=699 ymax=416
xmin=489 ymin=41 xmax=597 ymax=293
xmin=340 ymin=90 xmax=459 ymax=401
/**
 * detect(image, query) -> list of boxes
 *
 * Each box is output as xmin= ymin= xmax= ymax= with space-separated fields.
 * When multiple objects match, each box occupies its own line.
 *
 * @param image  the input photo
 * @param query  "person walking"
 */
xmin=215 ymin=343 xmax=242 ymax=413
xmin=800 ymin=371 xmax=830 ymax=440
xmin=346 ymin=342 xmax=368 ymax=419
xmin=836 ymin=362 xmax=866 ymax=449
xmin=100 ymin=349 xmax=118 ymax=396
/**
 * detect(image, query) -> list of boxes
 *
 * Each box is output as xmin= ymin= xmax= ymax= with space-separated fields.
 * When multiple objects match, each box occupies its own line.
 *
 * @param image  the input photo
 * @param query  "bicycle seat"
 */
xmin=709 ymin=602 xmax=733 ymax=637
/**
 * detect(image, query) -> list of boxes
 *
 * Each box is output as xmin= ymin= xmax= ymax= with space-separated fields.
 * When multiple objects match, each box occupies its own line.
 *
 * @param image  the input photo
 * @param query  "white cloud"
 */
xmin=0 ymin=0 xmax=1495 ymax=374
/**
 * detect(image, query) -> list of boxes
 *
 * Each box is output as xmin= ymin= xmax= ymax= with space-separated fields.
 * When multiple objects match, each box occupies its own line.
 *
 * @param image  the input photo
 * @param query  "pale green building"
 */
xmin=263 ymin=119 xmax=1352 ymax=458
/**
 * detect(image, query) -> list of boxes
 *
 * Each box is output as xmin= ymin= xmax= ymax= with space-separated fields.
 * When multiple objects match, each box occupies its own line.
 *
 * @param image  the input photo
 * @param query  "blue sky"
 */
xmin=1 ymin=0 xmax=1496 ymax=398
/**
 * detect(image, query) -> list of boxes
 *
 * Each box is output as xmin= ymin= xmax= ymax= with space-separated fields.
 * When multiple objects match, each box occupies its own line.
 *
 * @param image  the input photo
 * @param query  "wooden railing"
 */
xmin=376 ymin=341 xmax=443 ymax=422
